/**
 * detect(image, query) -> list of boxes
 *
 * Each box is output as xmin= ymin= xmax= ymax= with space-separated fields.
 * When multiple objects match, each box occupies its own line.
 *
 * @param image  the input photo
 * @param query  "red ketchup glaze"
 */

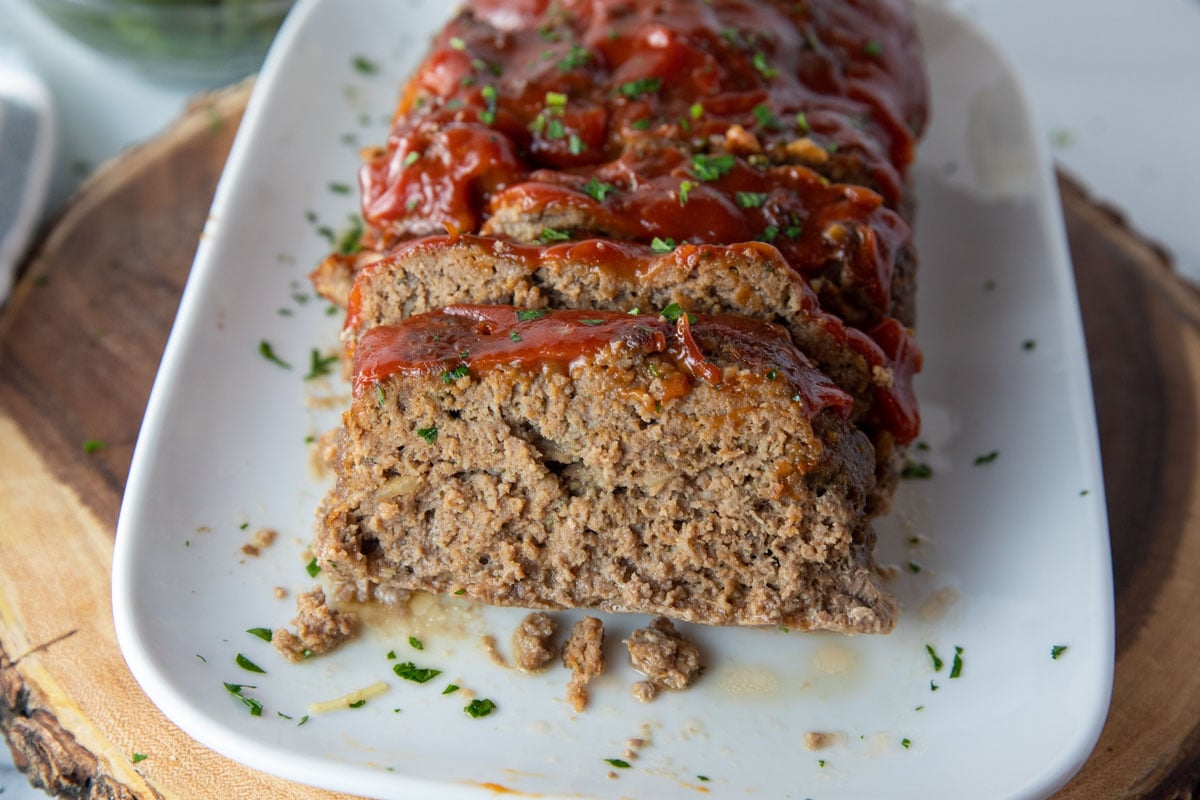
xmin=359 ymin=0 xmax=927 ymax=251
xmin=353 ymin=305 xmax=854 ymax=421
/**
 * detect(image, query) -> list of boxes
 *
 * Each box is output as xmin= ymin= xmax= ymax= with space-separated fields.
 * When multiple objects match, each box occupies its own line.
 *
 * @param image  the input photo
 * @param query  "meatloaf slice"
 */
xmin=315 ymin=306 xmax=897 ymax=633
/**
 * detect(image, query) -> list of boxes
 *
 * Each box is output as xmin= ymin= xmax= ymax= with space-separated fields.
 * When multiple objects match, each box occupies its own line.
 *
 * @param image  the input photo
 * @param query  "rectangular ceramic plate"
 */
xmin=112 ymin=2 xmax=1114 ymax=798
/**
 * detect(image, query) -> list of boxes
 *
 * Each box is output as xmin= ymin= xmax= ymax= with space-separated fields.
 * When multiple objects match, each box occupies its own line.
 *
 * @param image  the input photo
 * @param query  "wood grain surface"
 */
xmin=1 ymin=83 xmax=1198 ymax=800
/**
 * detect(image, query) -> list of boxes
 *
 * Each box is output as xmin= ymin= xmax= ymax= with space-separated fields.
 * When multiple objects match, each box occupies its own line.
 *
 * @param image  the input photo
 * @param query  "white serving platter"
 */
xmin=112 ymin=2 xmax=1114 ymax=798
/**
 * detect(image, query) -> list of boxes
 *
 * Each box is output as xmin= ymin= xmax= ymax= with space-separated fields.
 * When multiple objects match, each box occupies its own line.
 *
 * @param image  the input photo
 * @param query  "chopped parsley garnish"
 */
xmin=402 ymin=151 xmax=420 ymax=169
xmin=236 ymin=654 xmax=266 ymax=674
xmin=305 ymin=349 xmax=339 ymax=380
xmin=678 ymin=179 xmax=696 ymax=205
xmin=766 ymin=370 xmax=778 ymax=381
xmin=863 ymin=39 xmax=883 ymax=58
xmin=441 ymin=364 xmax=470 ymax=383
xmin=697 ymin=775 xmax=710 ymax=782
xmin=818 ymin=759 xmax=827 ymax=768
xmin=375 ymin=384 xmax=386 ymax=407
xmin=352 ymin=55 xmax=378 ymax=75
xmin=569 ymin=134 xmax=585 ymax=155
xmin=298 ymin=715 xmax=309 ymax=726
xmin=949 ymin=646 xmax=964 ymax=678
xmin=443 ymin=684 xmax=460 ymax=695
xmin=618 ymin=76 xmax=662 ymax=98
xmin=752 ymin=50 xmax=779 ymax=78
xmin=545 ymin=90 xmax=568 ymax=107
xmin=306 ymin=557 xmax=321 ymax=578
xmin=581 ymin=177 xmax=616 ymax=202
xmin=259 ymin=341 xmax=291 ymax=370
xmin=465 ymin=698 xmax=497 ymax=718
xmin=277 ymin=712 xmax=293 ymax=719
xmin=1023 ymin=339 xmax=1037 ymax=351
xmin=517 ymin=308 xmax=549 ymax=322
xmin=546 ymin=118 xmax=566 ymax=139
xmin=416 ymin=425 xmax=438 ymax=444
xmin=650 ymin=237 xmax=678 ymax=253
xmin=900 ymin=738 xmax=912 ymax=749
xmin=83 ymin=439 xmax=106 ymax=455
xmin=604 ymin=758 xmax=631 ymax=769
xmin=223 ymin=682 xmax=263 ymax=716
xmin=448 ymin=36 xmax=466 ymax=51
xmin=736 ymin=192 xmax=768 ymax=208
xmin=974 ymin=450 xmax=999 ymax=465
xmin=907 ymin=561 xmax=922 ymax=574
xmin=631 ymin=118 xmax=651 ymax=130
xmin=348 ymin=699 xmax=367 ymax=708
xmin=454 ymin=588 xmax=467 ymax=595
xmin=659 ymin=303 xmax=697 ymax=325
xmin=796 ymin=111 xmax=810 ymax=133
xmin=930 ymin=680 xmax=939 ymax=692
xmin=328 ymin=181 xmax=352 ymax=195
xmin=246 ymin=627 xmax=273 ymax=642
xmin=393 ymin=662 xmax=442 ymax=683
xmin=690 ymin=102 xmax=705 ymax=120
xmin=337 ymin=215 xmax=364 ymax=255
xmin=1051 ymin=644 xmax=1068 ymax=660
xmin=690 ymin=153 xmax=736 ymax=181
xmin=925 ymin=644 xmax=944 ymax=672
xmin=558 ymin=44 xmax=591 ymax=71
xmin=409 ymin=636 xmax=424 ymax=650
xmin=386 ymin=650 xmax=397 ymax=660
xmin=756 ymin=225 xmax=780 ymax=243
xmin=752 ymin=103 xmax=782 ymax=130
xmin=479 ymin=85 xmax=498 ymax=125
xmin=538 ymin=227 xmax=571 ymax=243
xmin=509 ymin=331 xmax=522 ymax=342
xmin=901 ymin=462 xmax=933 ymax=479
xmin=580 ymin=319 xmax=606 ymax=326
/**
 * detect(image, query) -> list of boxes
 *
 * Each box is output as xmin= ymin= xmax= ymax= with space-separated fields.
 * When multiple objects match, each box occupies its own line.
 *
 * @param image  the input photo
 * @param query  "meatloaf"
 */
xmin=315 ymin=306 xmax=898 ymax=633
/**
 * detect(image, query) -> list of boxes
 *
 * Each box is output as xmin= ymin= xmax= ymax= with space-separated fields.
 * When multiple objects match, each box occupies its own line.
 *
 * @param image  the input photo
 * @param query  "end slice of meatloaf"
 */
xmin=315 ymin=305 xmax=898 ymax=633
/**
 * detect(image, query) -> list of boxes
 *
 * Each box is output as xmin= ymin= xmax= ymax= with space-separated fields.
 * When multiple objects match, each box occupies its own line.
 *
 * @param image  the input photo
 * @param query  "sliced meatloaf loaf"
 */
xmin=315 ymin=306 xmax=897 ymax=633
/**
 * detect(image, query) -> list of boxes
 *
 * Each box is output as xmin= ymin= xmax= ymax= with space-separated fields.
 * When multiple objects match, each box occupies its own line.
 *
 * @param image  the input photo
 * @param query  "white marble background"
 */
xmin=1 ymin=0 xmax=1198 ymax=796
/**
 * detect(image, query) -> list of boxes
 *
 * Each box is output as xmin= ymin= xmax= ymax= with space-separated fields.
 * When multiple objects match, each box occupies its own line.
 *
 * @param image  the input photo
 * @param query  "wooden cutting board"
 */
xmin=1 ymin=80 xmax=1198 ymax=800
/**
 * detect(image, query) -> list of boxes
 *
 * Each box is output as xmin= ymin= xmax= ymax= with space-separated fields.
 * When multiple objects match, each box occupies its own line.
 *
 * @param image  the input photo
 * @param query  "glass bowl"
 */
xmin=26 ymin=0 xmax=297 ymax=87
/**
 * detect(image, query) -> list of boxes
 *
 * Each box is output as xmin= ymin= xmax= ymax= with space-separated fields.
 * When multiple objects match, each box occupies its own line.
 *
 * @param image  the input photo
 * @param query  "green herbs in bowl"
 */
xmin=27 ymin=0 xmax=297 ymax=87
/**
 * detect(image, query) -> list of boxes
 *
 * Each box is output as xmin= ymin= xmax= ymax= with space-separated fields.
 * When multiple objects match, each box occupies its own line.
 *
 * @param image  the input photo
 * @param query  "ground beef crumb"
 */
xmin=273 ymin=586 xmax=287 ymax=600
xmin=803 ymin=731 xmax=836 ymax=750
xmin=562 ymin=617 xmax=605 ymax=712
xmin=479 ymin=634 xmax=507 ymax=667
xmin=625 ymin=617 xmax=702 ymax=690
xmin=512 ymin=612 xmax=557 ymax=672
xmin=253 ymin=528 xmax=277 ymax=548
xmin=272 ymin=587 xmax=359 ymax=663
xmin=240 ymin=543 xmax=260 ymax=557
xmin=631 ymin=680 xmax=659 ymax=703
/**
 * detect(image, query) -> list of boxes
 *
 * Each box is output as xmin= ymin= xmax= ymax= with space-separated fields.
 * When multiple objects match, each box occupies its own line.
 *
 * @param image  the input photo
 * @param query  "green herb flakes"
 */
xmin=766 ymin=369 xmax=778 ymax=381
xmin=604 ymin=758 xmax=631 ymax=769
xmin=131 ymin=753 xmax=147 ymax=764
xmin=442 ymin=684 xmax=460 ymax=695
xmin=818 ymin=759 xmax=827 ymax=768
xmin=930 ymin=680 xmax=939 ymax=692
xmin=328 ymin=181 xmax=352 ymax=195
xmin=538 ymin=227 xmax=572 ymax=243
xmin=907 ymin=561 xmax=922 ymax=574
xmin=409 ymin=636 xmax=424 ymax=650
xmin=659 ymin=303 xmax=697 ymax=325
xmin=558 ymin=45 xmax=591 ymax=71
xmin=298 ymin=715 xmax=310 ymax=726
xmin=580 ymin=319 xmax=606 ymax=326
xmin=900 ymin=738 xmax=912 ymax=749
xmin=386 ymin=649 xmax=397 ymax=660
xmin=517 ymin=308 xmax=549 ymax=322
xmin=1051 ymin=644 xmax=1069 ymax=660
xmin=465 ymin=698 xmax=497 ymax=718
xmin=82 ymin=439 xmax=106 ymax=455
xmin=259 ymin=341 xmax=291 ymax=370
xmin=448 ymin=36 xmax=466 ymax=51
xmin=950 ymin=646 xmax=964 ymax=678
xmin=752 ymin=103 xmax=782 ymax=130
xmin=223 ymin=682 xmax=263 ymax=717
xmin=618 ymin=76 xmax=662 ymax=98
xmin=752 ymin=50 xmax=779 ymax=78
xmin=975 ymin=450 xmax=999 ymax=465
xmin=756 ymin=225 xmax=779 ymax=243
xmin=441 ymin=364 xmax=470 ymax=383
xmin=796 ymin=111 xmax=810 ymax=133
xmin=545 ymin=90 xmax=568 ymax=107
xmin=306 ymin=557 xmax=321 ymax=578
xmin=509 ymin=331 xmax=523 ymax=342
xmin=375 ymin=383 xmax=386 ymax=407
xmin=393 ymin=662 xmax=442 ymax=683
xmin=348 ymin=699 xmax=367 ymax=709
xmin=650 ymin=237 xmax=677 ymax=253
xmin=416 ymin=425 xmax=438 ymax=445
xmin=690 ymin=102 xmax=705 ymax=119
xmin=236 ymin=654 xmax=266 ymax=674
xmin=902 ymin=462 xmax=933 ymax=479
xmin=581 ymin=177 xmax=616 ymax=202
xmin=631 ymin=117 xmax=652 ymax=130
xmin=246 ymin=627 xmax=272 ymax=643
xmin=277 ymin=711 xmax=293 ymax=719
xmin=925 ymin=644 xmax=944 ymax=672
xmin=697 ymin=775 xmax=710 ymax=782
xmin=690 ymin=153 xmax=735 ymax=181
xmin=1023 ymin=339 xmax=1037 ymax=351
xmin=569 ymin=134 xmax=585 ymax=155
xmin=736 ymin=192 xmax=768 ymax=209
xmin=863 ymin=40 xmax=883 ymax=58
xmin=305 ymin=349 xmax=339 ymax=380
